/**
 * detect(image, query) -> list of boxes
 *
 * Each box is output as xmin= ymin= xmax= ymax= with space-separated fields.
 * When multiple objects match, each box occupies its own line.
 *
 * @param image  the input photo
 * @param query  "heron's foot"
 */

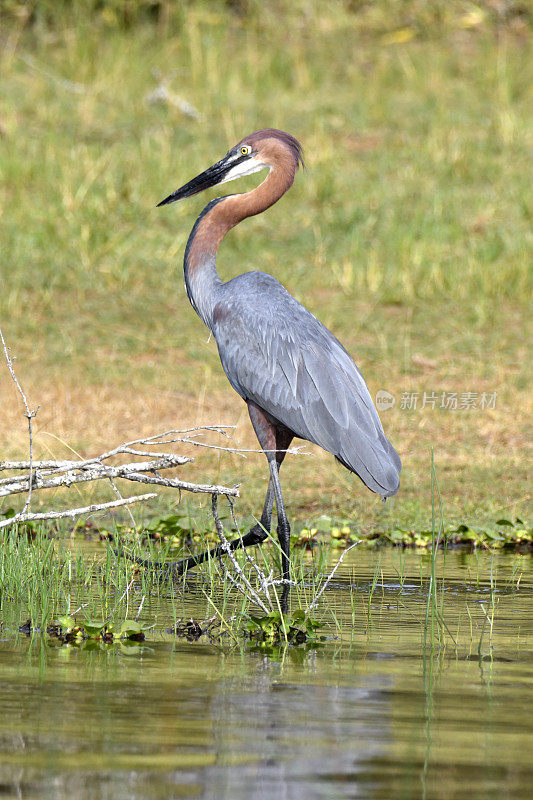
xmin=246 ymin=522 xmax=269 ymax=546
xmin=115 ymin=522 xmax=270 ymax=582
xmin=113 ymin=546 xmax=185 ymax=579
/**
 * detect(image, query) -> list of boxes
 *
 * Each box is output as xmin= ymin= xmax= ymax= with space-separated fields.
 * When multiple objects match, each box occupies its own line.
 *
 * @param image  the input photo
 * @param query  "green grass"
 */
xmin=0 ymin=518 xmax=336 ymax=647
xmin=0 ymin=2 xmax=531 ymax=534
xmin=0 ymin=509 xmax=529 ymax=657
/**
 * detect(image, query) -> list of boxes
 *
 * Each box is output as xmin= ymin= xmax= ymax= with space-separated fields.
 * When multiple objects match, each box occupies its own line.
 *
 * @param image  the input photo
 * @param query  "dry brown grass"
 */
xmin=2 ymin=314 xmax=529 ymax=530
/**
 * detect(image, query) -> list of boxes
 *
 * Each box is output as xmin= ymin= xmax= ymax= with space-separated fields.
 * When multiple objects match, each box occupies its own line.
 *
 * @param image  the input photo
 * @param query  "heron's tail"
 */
xmin=335 ymin=432 xmax=401 ymax=498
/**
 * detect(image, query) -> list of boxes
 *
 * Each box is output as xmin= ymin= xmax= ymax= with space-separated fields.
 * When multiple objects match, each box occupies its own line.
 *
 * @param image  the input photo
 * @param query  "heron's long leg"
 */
xmin=249 ymin=426 xmax=292 ymax=540
xmin=248 ymin=476 xmax=274 ymax=541
xmin=268 ymin=458 xmax=291 ymax=609
xmin=163 ymin=450 xmax=286 ymax=576
xmin=129 ymin=467 xmax=286 ymax=578
xmin=173 ymin=439 xmax=288 ymax=575
xmin=247 ymin=401 xmax=294 ymax=610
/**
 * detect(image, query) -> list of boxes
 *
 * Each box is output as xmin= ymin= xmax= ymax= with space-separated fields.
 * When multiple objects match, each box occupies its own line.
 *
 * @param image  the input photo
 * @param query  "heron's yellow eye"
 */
xmin=240 ymin=145 xmax=250 ymax=155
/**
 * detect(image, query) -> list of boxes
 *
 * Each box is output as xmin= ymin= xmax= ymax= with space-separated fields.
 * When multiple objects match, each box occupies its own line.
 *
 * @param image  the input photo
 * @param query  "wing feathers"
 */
xmin=213 ymin=274 xmax=401 ymax=496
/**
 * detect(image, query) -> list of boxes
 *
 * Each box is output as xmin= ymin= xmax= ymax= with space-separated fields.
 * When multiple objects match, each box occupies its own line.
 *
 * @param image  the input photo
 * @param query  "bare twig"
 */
xmin=1 ymin=330 xmax=40 ymax=516
xmin=306 ymin=540 xmax=362 ymax=612
xmin=174 ymin=436 xmax=310 ymax=459
xmin=131 ymin=426 xmax=309 ymax=458
xmin=0 ymin=457 xmax=211 ymax=498
xmin=0 ymin=493 xmax=157 ymax=529
xmin=122 ymin=471 xmax=239 ymax=496
xmin=0 ymin=449 xmax=190 ymax=474
xmin=211 ymin=494 xmax=270 ymax=613
xmin=135 ymin=595 xmax=146 ymax=622
xmin=108 ymin=475 xmax=137 ymax=531
xmin=1 ymin=460 xmax=88 ymax=471
xmin=208 ymin=495 xmax=295 ymax=611
xmin=227 ymin=497 xmax=273 ymax=606
xmin=18 ymin=52 xmax=86 ymax=94
xmin=125 ymin=426 xmax=236 ymax=445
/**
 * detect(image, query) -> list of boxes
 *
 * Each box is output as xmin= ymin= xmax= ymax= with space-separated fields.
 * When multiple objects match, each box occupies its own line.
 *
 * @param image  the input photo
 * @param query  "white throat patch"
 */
xmin=219 ymin=157 xmax=269 ymax=186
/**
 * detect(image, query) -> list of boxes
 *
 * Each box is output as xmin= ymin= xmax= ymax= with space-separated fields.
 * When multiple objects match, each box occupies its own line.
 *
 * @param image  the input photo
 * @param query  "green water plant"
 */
xmin=292 ymin=516 xmax=531 ymax=551
xmin=52 ymin=614 xmax=152 ymax=644
xmin=244 ymin=609 xmax=325 ymax=647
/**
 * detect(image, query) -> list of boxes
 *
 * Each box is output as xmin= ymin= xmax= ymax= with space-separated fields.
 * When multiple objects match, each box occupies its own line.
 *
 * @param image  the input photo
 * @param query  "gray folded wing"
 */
xmin=212 ymin=272 xmax=401 ymax=497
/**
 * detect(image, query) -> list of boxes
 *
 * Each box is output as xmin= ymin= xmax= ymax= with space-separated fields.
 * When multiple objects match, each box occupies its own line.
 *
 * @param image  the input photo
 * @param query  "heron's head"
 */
xmin=157 ymin=129 xmax=304 ymax=207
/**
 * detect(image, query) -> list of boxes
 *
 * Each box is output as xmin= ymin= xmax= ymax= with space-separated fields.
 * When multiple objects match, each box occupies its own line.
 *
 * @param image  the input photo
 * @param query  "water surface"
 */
xmin=0 ymin=549 xmax=531 ymax=799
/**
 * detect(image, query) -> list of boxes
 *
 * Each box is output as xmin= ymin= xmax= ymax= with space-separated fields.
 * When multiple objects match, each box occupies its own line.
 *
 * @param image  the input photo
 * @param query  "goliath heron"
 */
xmin=157 ymin=129 xmax=401 ymax=603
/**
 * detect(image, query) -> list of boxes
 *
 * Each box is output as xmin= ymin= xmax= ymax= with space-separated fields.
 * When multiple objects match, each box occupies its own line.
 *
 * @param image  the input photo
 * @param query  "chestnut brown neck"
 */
xmin=183 ymin=164 xmax=296 ymax=328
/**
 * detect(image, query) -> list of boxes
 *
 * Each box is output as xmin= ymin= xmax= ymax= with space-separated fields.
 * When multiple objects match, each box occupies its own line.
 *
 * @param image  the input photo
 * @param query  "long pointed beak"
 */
xmin=157 ymin=153 xmax=247 ymax=207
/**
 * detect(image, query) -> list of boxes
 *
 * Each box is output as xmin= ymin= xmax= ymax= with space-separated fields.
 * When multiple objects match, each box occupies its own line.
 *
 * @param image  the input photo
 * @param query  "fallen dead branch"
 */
xmin=1 ymin=493 xmax=158 ymax=527
xmin=0 ymin=435 xmax=239 ymax=530
xmin=0 ymin=454 xmax=240 ymax=499
xmin=0 ymin=329 xmax=239 ymax=530
xmin=0 ymin=430 xmax=240 ymax=530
